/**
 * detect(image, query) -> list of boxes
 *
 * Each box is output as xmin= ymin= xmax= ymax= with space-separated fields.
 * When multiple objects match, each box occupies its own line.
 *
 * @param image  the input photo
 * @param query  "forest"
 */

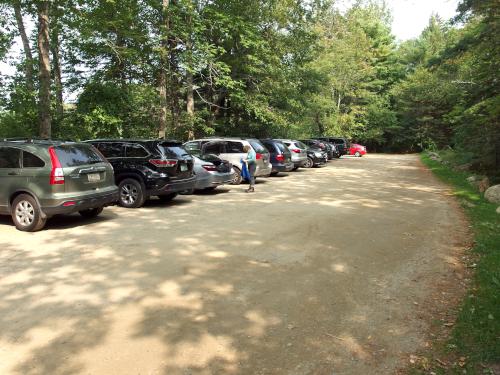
xmin=0 ymin=0 xmax=498 ymax=176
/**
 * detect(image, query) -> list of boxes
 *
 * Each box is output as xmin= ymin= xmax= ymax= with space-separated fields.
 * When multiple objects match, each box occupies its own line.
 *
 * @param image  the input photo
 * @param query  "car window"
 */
xmin=295 ymin=141 xmax=307 ymax=149
xmin=262 ymin=142 xmax=275 ymax=153
xmin=55 ymin=144 xmax=104 ymax=167
xmin=22 ymin=151 xmax=45 ymax=168
xmin=276 ymin=142 xmax=287 ymax=153
xmin=284 ymin=142 xmax=291 ymax=147
xmin=226 ymin=141 xmax=244 ymax=153
xmin=202 ymin=142 xmax=222 ymax=155
xmin=248 ymin=140 xmax=266 ymax=153
xmin=0 ymin=147 xmax=21 ymax=168
xmin=97 ymin=142 xmax=123 ymax=158
xmin=125 ymin=144 xmax=149 ymax=158
xmin=184 ymin=141 xmax=200 ymax=152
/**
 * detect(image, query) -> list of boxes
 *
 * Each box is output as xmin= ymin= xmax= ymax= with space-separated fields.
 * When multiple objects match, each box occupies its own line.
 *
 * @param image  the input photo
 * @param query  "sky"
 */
xmin=1 ymin=0 xmax=461 ymax=78
xmin=385 ymin=0 xmax=460 ymax=41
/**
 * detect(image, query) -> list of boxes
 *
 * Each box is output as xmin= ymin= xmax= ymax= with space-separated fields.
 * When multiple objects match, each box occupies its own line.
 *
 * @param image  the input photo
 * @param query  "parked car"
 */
xmin=86 ymin=139 xmax=195 ymax=208
xmin=192 ymin=154 xmax=234 ymax=191
xmin=276 ymin=139 xmax=308 ymax=170
xmin=348 ymin=143 xmax=367 ymax=157
xmin=300 ymin=139 xmax=335 ymax=160
xmin=317 ymin=137 xmax=350 ymax=157
xmin=304 ymin=147 xmax=328 ymax=168
xmin=183 ymin=138 xmax=272 ymax=184
xmin=0 ymin=139 xmax=118 ymax=231
xmin=260 ymin=139 xmax=294 ymax=175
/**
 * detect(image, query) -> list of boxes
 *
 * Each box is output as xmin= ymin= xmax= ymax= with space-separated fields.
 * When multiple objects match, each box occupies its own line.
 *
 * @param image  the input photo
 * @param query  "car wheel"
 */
xmin=79 ymin=207 xmax=103 ymax=218
xmin=231 ymin=167 xmax=242 ymax=185
xmin=158 ymin=193 xmax=178 ymax=201
xmin=11 ymin=194 xmax=47 ymax=232
xmin=270 ymin=171 xmax=279 ymax=176
xmin=118 ymin=178 xmax=145 ymax=208
xmin=304 ymin=157 xmax=314 ymax=168
xmin=292 ymin=166 xmax=299 ymax=171
xmin=355 ymin=151 xmax=361 ymax=157
xmin=204 ymin=187 xmax=217 ymax=192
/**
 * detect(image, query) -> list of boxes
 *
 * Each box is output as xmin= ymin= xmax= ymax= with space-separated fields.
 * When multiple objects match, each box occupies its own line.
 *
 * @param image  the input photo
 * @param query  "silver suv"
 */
xmin=184 ymin=138 xmax=272 ymax=184
xmin=276 ymin=139 xmax=308 ymax=169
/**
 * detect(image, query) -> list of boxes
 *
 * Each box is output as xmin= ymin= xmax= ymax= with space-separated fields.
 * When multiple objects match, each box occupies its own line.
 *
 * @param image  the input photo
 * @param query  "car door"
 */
xmin=0 ymin=146 xmax=22 ymax=213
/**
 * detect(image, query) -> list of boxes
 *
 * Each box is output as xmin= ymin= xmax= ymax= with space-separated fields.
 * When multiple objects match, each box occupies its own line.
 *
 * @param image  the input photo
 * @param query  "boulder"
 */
xmin=497 ymin=206 xmax=500 ymax=214
xmin=467 ymin=176 xmax=478 ymax=183
xmin=455 ymin=163 xmax=472 ymax=171
xmin=485 ymin=185 xmax=500 ymax=204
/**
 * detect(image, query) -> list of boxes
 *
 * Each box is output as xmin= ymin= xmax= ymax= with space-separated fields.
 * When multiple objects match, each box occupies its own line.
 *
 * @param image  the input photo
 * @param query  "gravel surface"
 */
xmin=0 ymin=154 xmax=469 ymax=375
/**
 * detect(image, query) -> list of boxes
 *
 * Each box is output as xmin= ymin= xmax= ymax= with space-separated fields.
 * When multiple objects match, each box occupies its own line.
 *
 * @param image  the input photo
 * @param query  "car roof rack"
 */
xmin=1 ymin=138 xmax=76 ymax=144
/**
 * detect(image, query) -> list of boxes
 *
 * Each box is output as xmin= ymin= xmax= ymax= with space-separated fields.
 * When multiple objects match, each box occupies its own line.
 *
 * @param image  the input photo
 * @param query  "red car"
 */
xmin=348 ymin=143 xmax=367 ymax=157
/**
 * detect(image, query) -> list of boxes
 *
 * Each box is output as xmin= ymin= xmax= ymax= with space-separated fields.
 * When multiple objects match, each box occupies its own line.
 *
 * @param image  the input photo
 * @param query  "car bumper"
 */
xmin=151 ymin=176 xmax=197 ymax=195
xmin=42 ymin=189 xmax=119 ymax=217
xmin=195 ymin=172 xmax=233 ymax=190
xmin=256 ymin=164 xmax=272 ymax=177
xmin=271 ymin=162 xmax=295 ymax=173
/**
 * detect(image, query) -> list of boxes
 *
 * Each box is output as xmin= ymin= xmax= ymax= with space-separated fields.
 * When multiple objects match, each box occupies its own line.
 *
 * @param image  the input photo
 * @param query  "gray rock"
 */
xmin=496 ymin=206 xmax=500 ymax=214
xmin=485 ymin=185 xmax=500 ymax=204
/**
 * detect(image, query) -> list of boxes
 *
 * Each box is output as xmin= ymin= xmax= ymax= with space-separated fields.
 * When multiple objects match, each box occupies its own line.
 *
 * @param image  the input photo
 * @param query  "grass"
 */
xmin=416 ymin=152 xmax=500 ymax=374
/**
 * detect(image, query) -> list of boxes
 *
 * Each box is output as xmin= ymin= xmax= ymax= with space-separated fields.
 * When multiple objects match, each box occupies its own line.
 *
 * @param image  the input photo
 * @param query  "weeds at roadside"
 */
xmin=408 ymin=153 xmax=500 ymax=374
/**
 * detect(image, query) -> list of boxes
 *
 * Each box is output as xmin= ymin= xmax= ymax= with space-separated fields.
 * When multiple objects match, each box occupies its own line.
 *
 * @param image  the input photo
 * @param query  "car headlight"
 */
xmin=314 ymin=152 xmax=322 ymax=157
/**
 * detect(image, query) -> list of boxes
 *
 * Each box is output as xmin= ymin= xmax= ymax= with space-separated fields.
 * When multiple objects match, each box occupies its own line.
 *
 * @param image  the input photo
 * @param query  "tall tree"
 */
xmin=37 ymin=0 xmax=51 ymax=138
xmin=12 ymin=0 xmax=34 ymax=92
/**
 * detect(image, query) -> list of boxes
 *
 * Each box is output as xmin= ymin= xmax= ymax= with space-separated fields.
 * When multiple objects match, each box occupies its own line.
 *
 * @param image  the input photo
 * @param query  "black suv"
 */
xmin=86 ymin=139 xmax=195 ymax=208
xmin=317 ymin=137 xmax=350 ymax=157
xmin=0 ymin=139 xmax=118 ymax=231
xmin=300 ymin=139 xmax=336 ymax=159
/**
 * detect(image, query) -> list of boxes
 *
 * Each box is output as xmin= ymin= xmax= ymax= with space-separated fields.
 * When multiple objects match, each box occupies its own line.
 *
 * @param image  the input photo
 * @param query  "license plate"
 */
xmin=88 ymin=173 xmax=101 ymax=182
xmin=180 ymin=163 xmax=188 ymax=172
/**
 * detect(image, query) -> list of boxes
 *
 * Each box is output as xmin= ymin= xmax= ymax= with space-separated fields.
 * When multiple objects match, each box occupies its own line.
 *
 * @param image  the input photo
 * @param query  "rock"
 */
xmin=429 ymin=155 xmax=442 ymax=162
xmin=463 ymin=201 xmax=476 ymax=208
xmin=467 ymin=176 xmax=478 ymax=183
xmin=496 ymin=206 xmax=500 ymax=214
xmin=455 ymin=163 xmax=472 ymax=171
xmin=485 ymin=185 xmax=500 ymax=204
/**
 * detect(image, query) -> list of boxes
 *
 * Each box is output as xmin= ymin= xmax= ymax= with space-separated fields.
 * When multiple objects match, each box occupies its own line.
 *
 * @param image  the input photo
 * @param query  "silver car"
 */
xmin=192 ymin=155 xmax=234 ymax=191
xmin=277 ymin=139 xmax=308 ymax=170
xmin=184 ymin=138 xmax=272 ymax=184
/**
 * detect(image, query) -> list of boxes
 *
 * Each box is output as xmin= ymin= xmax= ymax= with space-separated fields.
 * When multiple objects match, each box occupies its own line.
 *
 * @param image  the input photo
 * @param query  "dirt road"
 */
xmin=0 ymin=154 xmax=469 ymax=375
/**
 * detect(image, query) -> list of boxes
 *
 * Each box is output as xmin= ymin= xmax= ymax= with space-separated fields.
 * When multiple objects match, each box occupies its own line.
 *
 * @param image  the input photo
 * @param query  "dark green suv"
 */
xmin=0 ymin=139 xmax=119 ymax=231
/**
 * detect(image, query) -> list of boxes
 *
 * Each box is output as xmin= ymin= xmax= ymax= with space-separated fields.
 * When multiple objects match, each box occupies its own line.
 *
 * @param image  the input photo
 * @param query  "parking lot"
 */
xmin=0 ymin=154 xmax=469 ymax=375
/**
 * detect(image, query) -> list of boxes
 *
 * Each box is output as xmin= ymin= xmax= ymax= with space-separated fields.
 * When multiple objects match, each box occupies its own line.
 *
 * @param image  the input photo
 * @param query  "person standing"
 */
xmin=243 ymin=145 xmax=256 ymax=192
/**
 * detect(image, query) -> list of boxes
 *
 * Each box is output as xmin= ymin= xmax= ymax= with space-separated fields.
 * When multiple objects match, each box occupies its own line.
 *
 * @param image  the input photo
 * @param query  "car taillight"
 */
xmin=292 ymin=149 xmax=301 ymax=153
xmin=202 ymin=164 xmax=217 ymax=171
xmin=276 ymin=154 xmax=284 ymax=162
xmin=256 ymin=153 xmax=263 ymax=160
xmin=149 ymin=159 xmax=178 ymax=167
xmin=48 ymin=146 xmax=64 ymax=185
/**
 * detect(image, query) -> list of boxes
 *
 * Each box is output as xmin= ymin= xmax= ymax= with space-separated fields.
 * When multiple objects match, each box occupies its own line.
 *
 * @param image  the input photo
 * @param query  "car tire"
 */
xmin=270 ymin=171 xmax=279 ymax=176
xmin=118 ymin=178 xmax=145 ymax=208
xmin=204 ymin=186 xmax=217 ymax=192
xmin=158 ymin=193 xmax=178 ymax=201
xmin=231 ymin=167 xmax=242 ymax=185
xmin=79 ymin=207 xmax=103 ymax=218
xmin=304 ymin=157 xmax=314 ymax=168
xmin=292 ymin=166 xmax=299 ymax=171
xmin=355 ymin=151 xmax=361 ymax=157
xmin=11 ymin=194 xmax=47 ymax=232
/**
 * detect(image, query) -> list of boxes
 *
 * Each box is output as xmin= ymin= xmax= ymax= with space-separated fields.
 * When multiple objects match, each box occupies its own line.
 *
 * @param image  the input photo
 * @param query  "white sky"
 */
xmin=1 ymin=0 xmax=460 ymax=78
xmin=386 ymin=0 xmax=460 ymax=41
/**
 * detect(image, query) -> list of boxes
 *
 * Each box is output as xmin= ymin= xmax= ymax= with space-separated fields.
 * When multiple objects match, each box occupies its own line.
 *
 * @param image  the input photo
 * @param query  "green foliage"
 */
xmin=420 ymin=152 xmax=500 ymax=373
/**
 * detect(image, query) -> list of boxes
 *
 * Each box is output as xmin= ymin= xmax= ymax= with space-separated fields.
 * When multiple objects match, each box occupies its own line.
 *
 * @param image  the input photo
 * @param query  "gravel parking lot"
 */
xmin=0 ymin=154 xmax=469 ymax=375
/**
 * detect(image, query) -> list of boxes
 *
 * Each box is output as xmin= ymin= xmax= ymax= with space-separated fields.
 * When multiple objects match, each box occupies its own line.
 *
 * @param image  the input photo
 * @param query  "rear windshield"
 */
xmin=276 ymin=142 xmax=288 ymax=153
xmin=248 ymin=140 xmax=267 ymax=154
xmin=199 ymin=154 xmax=221 ymax=163
xmin=55 ymin=144 xmax=104 ymax=167
xmin=295 ymin=141 xmax=307 ymax=149
xmin=158 ymin=143 xmax=191 ymax=159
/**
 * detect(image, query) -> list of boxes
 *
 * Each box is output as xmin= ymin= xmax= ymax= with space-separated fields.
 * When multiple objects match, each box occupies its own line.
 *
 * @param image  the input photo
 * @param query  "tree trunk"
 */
xmin=13 ymin=0 xmax=34 ymax=92
xmin=51 ymin=29 xmax=63 ymax=119
xmin=37 ymin=1 xmax=52 ymax=138
xmin=186 ymin=8 xmax=195 ymax=140
xmin=158 ymin=0 xmax=169 ymax=139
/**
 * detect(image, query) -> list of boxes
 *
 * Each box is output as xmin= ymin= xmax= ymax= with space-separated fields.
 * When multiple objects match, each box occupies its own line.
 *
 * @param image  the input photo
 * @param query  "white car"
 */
xmin=276 ymin=139 xmax=308 ymax=170
xmin=184 ymin=138 xmax=272 ymax=184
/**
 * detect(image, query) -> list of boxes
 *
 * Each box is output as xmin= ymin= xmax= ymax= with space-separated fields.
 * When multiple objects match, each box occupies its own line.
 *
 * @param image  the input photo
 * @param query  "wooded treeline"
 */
xmin=0 ymin=0 xmax=498 ymax=174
